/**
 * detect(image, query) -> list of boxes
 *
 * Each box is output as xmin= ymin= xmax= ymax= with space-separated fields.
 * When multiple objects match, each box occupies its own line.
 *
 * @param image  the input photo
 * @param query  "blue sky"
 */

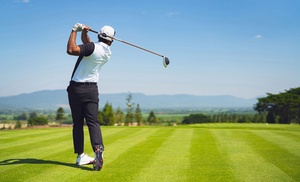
xmin=0 ymin=0 xmax=299 ymax=98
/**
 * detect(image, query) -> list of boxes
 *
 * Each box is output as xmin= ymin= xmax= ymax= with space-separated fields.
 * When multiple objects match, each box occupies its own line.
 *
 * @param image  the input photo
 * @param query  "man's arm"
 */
xmin=67 ymin=30 xmax=81 ymax=56
xmin=81 ymin=26 xmax=91 ymax=44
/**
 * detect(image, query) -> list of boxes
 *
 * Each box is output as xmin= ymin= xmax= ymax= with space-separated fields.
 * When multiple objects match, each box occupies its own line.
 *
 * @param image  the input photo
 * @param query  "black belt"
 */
xmin=70 ymin=81 xmax=97 ymax=85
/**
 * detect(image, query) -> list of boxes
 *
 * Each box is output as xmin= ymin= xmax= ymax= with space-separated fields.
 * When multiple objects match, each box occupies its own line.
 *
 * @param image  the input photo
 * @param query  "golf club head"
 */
xmin=163 ymin=57 xmax=170 ymax=68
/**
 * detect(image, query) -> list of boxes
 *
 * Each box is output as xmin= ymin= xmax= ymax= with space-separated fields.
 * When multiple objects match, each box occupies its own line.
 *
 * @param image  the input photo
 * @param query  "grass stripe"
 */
xmin=134 ymin=128 xmax=193 ymax=181
xmin=96 ymin=128 xmax=175 ymax=182
xmin=189 ymin=128 xmax=235 ymax=181
xmin=0 ymin=128 xmax=70 ymax=147
xmin=247 ymin=130 xmax=300 ymax=181
xmin=0 ymin=127 xmax=96 ymax=182
xmin=213 ymin=129 xmax=294 ymax=182
xmin=103 ymin=127 xmax=144 ymax=146
xmin=0 ymin=124 xmax=299 ymax=182
xmin=1 ymin=129 xmax=71 ymax=158
xmin=37 ymin=127 xmax=163 ymax=182
xmin=103 ymin=127 xmax=160 ymax=165
xmin=250 ymin=130 xmax=300 ymax=158
xmin=0 ymin=139 xmax=74 ymax=181
xmin=26 ymin=127 xmax=143 ymax=181
xmin=273 ymin=129 xmax=300 ymax=142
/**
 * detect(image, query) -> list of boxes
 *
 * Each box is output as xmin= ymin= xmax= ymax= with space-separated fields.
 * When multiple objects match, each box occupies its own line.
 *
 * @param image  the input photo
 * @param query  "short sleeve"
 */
xmin=79 ymin=42 xmax=95 ymax=57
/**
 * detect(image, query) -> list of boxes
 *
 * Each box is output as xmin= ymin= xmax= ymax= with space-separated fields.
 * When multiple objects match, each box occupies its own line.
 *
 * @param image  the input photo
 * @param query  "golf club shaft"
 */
xmin=89 ymin=29 xmax=164 ymax=58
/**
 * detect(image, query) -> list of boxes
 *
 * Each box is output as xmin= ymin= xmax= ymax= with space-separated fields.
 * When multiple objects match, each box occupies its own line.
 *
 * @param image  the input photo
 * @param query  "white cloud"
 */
xmin=14 ymin=0 xmax=30 ymax=3
xmin=167 ymin=12 xmax=179 ymax=18
xmin=254 ymin=34 xmax=262 ymax=39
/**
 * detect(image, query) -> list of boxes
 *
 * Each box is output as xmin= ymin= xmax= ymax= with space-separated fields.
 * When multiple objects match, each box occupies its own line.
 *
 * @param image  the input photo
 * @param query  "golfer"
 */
xmin=66 ymin=23 xmax=115 ymax=171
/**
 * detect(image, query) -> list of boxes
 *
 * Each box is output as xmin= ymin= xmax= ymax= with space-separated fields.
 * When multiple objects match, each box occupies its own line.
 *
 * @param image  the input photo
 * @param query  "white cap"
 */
xmin=99 ymin=26 xmax=115 ymax=41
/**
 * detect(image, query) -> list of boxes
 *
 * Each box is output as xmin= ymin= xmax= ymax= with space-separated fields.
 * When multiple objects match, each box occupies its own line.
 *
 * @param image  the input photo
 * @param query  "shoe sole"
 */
xmin=76 ymin=160 xmax=94 ymax=166
xmin=93 ymin=146 xmax=104 ymax=171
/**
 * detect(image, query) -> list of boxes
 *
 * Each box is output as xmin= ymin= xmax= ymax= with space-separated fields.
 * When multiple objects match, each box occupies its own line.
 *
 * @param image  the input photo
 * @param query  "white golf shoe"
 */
xmin=76 ymin=153 xmax=94 ymax=165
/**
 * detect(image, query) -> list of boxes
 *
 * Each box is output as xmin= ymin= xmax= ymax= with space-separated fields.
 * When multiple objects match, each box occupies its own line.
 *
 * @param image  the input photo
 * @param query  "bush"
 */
xmin=28 ymin=116 xmax=48 ymax=126
xmin=182 ymin=114 xmax=211 ymax=124
xmin=14 ymin=120 xmax=22 ymax=129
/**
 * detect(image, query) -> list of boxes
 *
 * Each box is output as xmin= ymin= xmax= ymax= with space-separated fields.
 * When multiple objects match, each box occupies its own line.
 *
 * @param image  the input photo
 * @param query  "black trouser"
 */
xmin=67 ymin=82 xmax=103 ymax=154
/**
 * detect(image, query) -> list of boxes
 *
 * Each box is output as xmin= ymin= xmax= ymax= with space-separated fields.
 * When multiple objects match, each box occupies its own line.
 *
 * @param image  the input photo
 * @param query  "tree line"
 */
xmin=182 ymin=113 xmax=267 ymax=124
xmin=254 ymin=87 xmax=300 ymax=124
xmin=9 ymin=93 xmax=159 ymax=127
xmin=183 ymin=87 xmax=300 ymax=124
xmin=4 ymin=88 xmax=300 ymax=128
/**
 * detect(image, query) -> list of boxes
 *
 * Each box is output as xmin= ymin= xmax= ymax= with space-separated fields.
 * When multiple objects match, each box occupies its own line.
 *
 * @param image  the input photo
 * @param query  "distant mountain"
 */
xmin=0 ymin=90 xmax=258 ymax=110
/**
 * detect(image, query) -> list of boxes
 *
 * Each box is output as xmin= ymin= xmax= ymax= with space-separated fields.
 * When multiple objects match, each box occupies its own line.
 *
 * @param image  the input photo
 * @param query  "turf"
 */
xmin=0 ymin=124 xmax=299 ymax=182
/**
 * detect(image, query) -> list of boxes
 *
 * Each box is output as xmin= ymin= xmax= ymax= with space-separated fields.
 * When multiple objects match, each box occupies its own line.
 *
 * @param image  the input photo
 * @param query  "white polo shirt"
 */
xmin=71 ymin=42 xmax=111 ymax=83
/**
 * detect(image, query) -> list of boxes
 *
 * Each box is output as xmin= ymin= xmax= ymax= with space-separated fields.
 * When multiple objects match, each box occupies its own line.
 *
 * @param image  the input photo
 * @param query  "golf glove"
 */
xmin=72 ymin=23 xmax=85 ymax=32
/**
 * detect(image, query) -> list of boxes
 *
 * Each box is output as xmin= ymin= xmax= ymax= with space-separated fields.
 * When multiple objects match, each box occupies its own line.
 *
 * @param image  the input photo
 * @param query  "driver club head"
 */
xmin=163 ymin=57 xmax=170 ymax=68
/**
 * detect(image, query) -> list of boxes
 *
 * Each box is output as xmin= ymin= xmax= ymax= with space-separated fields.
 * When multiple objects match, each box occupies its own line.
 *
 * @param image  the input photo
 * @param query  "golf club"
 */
xmin=89 ymin=29 xmax=170 ymax=68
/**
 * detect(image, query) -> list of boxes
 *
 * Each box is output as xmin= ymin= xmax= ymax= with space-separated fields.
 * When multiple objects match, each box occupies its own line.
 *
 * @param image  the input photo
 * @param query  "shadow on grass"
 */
xmin=0 ymin=158 xmax=94 ymax=171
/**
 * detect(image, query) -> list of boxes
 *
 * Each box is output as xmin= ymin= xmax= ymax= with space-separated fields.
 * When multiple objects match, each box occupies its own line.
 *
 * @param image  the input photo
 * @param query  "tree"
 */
xmin=254 ymin=87 xmax=300 ymax=124
xmin=147 ymin=111 xmax=157 ymax=125
xmin=182 ymin=113 xmax=211 ymax=124
xmin=134 ymin=104 xmax=143 ymax=126
xmin=28 ymin=112 xmax=48 ymax=126
xmin=266 ymin=111 xmax=276 ymax=123
xmin=28 ymin=116 xmax=48 ymax=126
xmin=98 ymin=110 xmax=104 ymax=125
xmin=115 ymin=107 xmax=123 ymax=126
xmin=56 ymin=107 xmax=65 ymax=125
xmin=29 ymin=112 xmax=38 ymax=120
xmin=252 ymin=113 xmax=266 ymax=123
xmin=237 ymin=115 xmax=248 ymax=123
xmin=125 ymin=92 xmax=135 ymax=126
xmin=14 ymin=120 xmax=22 ymax=129
xmin=102 ymin=102 xmax=115 ymax=126
xmin=15 ymin=112 xmax=28 ymax=120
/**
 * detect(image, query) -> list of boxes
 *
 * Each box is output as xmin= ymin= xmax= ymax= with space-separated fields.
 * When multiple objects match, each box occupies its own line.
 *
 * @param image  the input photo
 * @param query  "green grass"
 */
xmin=0 ymin=124 xmax=299 ymax=182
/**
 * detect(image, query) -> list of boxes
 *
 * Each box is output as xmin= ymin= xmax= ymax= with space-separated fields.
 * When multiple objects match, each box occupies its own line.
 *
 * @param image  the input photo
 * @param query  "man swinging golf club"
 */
xmin=66 ymin=23 xmax=115 ymax=171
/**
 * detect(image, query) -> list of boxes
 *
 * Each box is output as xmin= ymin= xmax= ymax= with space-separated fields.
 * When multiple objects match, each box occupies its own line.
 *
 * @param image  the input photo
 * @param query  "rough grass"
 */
xmin=0 ymin=124 xmax=299 ymax=182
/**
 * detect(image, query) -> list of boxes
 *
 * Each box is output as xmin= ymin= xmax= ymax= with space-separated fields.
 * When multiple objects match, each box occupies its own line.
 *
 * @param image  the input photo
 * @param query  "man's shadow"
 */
xmin=0 ymin=158 xmax=94 ymax=171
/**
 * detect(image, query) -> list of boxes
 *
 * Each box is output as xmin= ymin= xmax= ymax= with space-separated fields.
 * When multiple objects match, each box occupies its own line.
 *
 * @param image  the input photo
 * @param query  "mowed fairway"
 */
xmin=0 ymin=124 xmax=299 ymax=182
